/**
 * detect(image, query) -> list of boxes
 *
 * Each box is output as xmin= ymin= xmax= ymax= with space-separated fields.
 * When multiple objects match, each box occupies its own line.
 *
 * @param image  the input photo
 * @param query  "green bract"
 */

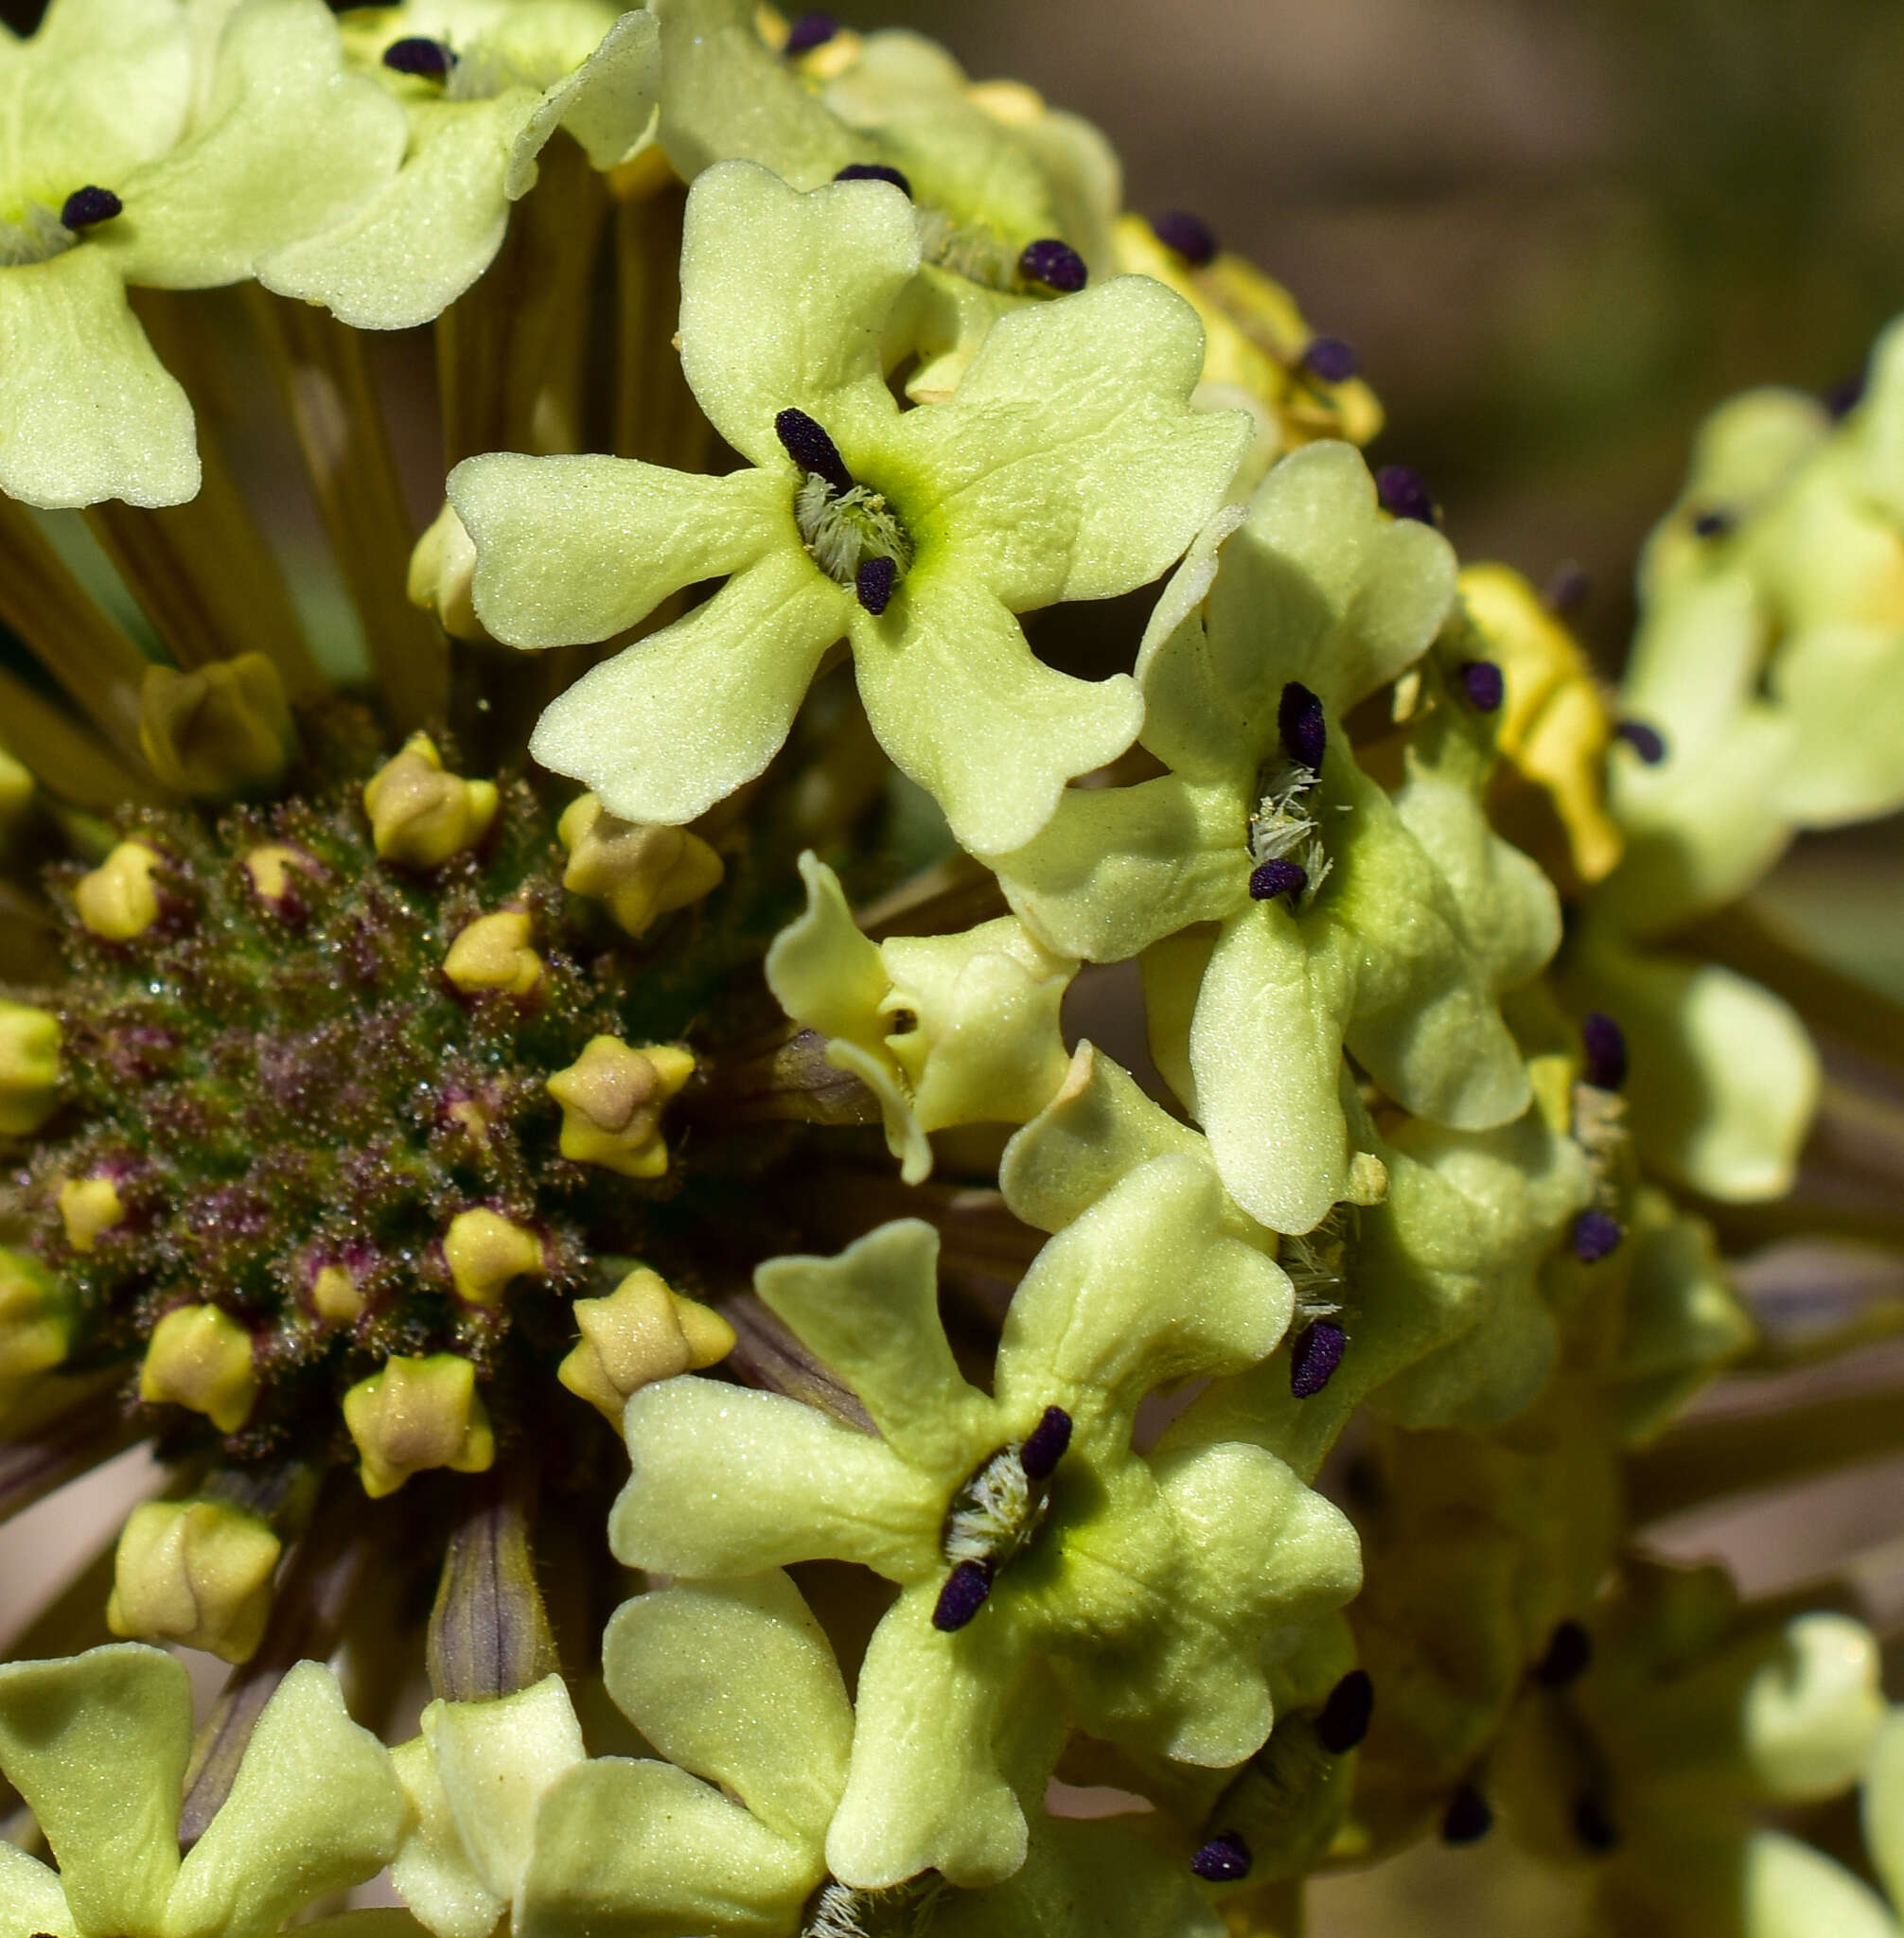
xmin=993 ymin=439 xmax=1557 ymax=1233
xmin=450 ymin=159 xmax=1244 ymax=854
xmin=0 ymin=1645 xmax=407 ymax=1938
xmin=766 ymin=851 xmax=1076 ymax=1182
xmin=258 ymin=0 xmax=658 ymax=329
xmin=609 ymin=1156 xmax=1358 ymax=1887
xmin=518 ymin=1571 xmax=1224 ymax=1938
xmin=0 ymin=0 xmax=405 ymax=507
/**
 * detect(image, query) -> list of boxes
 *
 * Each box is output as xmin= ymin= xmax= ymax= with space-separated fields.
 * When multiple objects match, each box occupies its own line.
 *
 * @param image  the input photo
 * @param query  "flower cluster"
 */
xmin=0 ymin=2 xmax=1900 ymax=1935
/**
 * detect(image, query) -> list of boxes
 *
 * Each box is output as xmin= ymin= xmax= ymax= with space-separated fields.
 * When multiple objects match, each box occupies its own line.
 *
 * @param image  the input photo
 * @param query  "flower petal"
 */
xmin=0 ymin=1841 xmax=77 ymax=1938
xmin=764 ymin=850 xmax=891 ymax=1054
xmin=0 ymin=1643 xmax=186 ymax=1938
xmin=0 ymin=246 xmax=198 ymax=508
xmin=506 ymin=8 xmax=660 ymax=198
xmin=388 ymin=1735 xmax=505 ymax=1938
xmin=602 ymin=1573 xmax=853 ymax=1845
xmin=850 ymin=562 xmax=1142 ymax=853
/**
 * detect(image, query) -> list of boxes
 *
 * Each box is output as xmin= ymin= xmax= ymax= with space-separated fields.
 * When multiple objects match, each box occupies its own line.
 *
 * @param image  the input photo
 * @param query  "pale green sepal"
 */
xmin=504 ymin=8 xmax=660 ymax=198
xmin=451 ymin=452 xmax=786 ymax=648
xmin=107 ymin=0 xmax=410 ymax=289
xmin=165 ymin=1658 xmax=409 ymax=1938
xmin=1743 ymin=1830 xmax=1900 ymax=1938
xmin=1860 ymin=1707 xmax=1904 ymax=1917
xmin=0 ymin=1641 xmax=188 ymax=1938
xmin=528 ymin=546 xmax=851 ymax=826
xmin=613 ymin=1376 xmax=943 ymax=1580
xmin=518 ymin=1756 xmax=817 ymax=1938
xmin=389 ymin=1734 xmax=505 ymax=1938
xmin=601 ymin=1574 xmax=854 ymax=1848
xmin=850 ymin=561 xmax=1143 ymax=854
xmin=0 ymin=246 xmax=198 ymax=508
xmin=678 ymin=159 xmax=918 ymax=472
xmin=0 ymin=1840 xmax=79 ymax=1938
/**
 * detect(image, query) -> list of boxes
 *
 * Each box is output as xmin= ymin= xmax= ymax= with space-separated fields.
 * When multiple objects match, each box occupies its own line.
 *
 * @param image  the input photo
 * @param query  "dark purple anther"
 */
xmin=1302 ymin=336 xmax=1359 ymax=383
xmin=1458 ymin=660 xmax=1505 ymax=713
xmin=1691 ymin=507 xmax=1733 ymax=539
xmin=1579 ymin=1013 xmax=1627 ymax=1092
xmin=1019 ymin=1405 xmax=1072 ymax=1481
xmin=1315 ymin=1668 xmax=1375 ymax=1753
xmin=1573 ymin=1795 xmax=1620 ymax=1854
xmin=1440 ymin=1785 xmax=1492 ymax=1844
xmin=1825 ymin=370 xmax=1867 ymax=420
xmin=1543 ymin=561 xmax=1590 ymax=614
xmin=835 ymin=162 xmax=911 ymax=196
xmin=855 ymin=555 xmax=897 ymax=616
xmin=1018 ymin=238 xmax=1087 ymax=293
xmin=775 ymin=407 xmax=855 ymax=495
xmin=1572 ymin=1208 xmax=1623 ymax=1264
xmin=1614 ymin=719 xmax=1667 ymax=765
xmin=1249 ymin=857 xmax=1308 ymax=903
xmin=1278 ymin=679 xmax=1327 ymax=773
xmin=1289 ymin=1320 xmax=1347 ymax=1400
xmin=1190 ymin=1831 xmax=1252 ymax=1882
xmin=1376 ymin=464 xmax=1436 ymax=525
xmin=783 ymin=9 xmax=837 ymax=55
xmin=1534 ymin=1618 xmax=1593 ymax=1688
xmin=932 ymin=1559 xmax=994 ymax=1632
xmin=382 ymin=35 xmax=453 ymax=77
xmin=60 ymin=185 xmax=122 ymax=230
xmin=1151 ymin=209 xmax=1218 ymax=267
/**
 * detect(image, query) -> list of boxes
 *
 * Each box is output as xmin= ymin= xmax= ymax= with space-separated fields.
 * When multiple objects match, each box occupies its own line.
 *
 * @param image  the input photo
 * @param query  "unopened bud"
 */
xmin=0 ymin=1247 xmax=74 ymax=1384
xmin=557 ymin=794 xmax=723 ymax=937
xmin=443 ymin=1208 xmax=543 ymax=1308
xmin=138 ymin=655 xmax=296 ymax=799
xmin=364 ymin=734 xmax=499 ymax=868
xmin=444 ymin=911 xmax=542 ymax=997
xmin=0 ymin=999 xmax=60 ymax=1135
xmin=558 ymin=1267 xmax=734 ymax=1421
xmin=0 ymin=741 xmax=29 ymax=835
xmin=407 ymin=501 xmax=489 ymax=642
xmin=243 ymin=842 xmax=323 ymax=912
xmin=545 ymin=1036 xmax=695 ymax=1179
xmin=107 ymin=1497 xmax=281 ymax=1663
xmin=140 ymin=1304 xmax=258 ymax=1434
xmin=58 ymin=1174 xmax=124 ymax=1253
xmin=310 ymin=1260 xmax=365 ymax=1323
xmin=344 ymin=1353 xmax=495 ymax=1498
xmin=74 ymin=839 xmax=165 ymax=941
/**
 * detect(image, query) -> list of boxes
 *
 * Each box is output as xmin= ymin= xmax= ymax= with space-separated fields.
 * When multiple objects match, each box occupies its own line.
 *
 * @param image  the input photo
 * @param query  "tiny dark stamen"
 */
xmin=1019 ymin=1405 xmax=1072 ymax=1481
xmin=1249 ymin=857 xmax=1308 ymax=903
xmin=60 ymin=185 xmax=122 ymax=230
xmin=1825 ymin=370 xmax=1867 ymax=420
xmin=1579 ymin=1013 xmax=1627 ymax=1093
xmin=1458 ymin=660 xmax=1505 ymax=713
xmin=1614 ymin=719 xmax=1667 ymax=765
xmin=1543 ymin=561 xmax=1591 ymax=613
xmin=1376 ymin=464 xmax=1437 ymax=525
xmin=1278 ymin=679 xmax=1327 ymax=773
xmin=855 ymin=555 xmax=897 ymax=616
xmin=1315 ymin=1668 xmax=1375 ymax=1753
xmin=1302 ymin=336 xmax=1359 ymax=383
xmin=1190 ymin=1831 xmax=1252 ymax=1882
xmin=1440 ymin=1785 xmax=1493 ymax=1844
xmin=382 ymin=35 xmax=453 ymax=77
xmin=1151 ymin=209 xmax=1218 ymax=267
xmin=775 ymin=407 xmax=855 ymax=495
xmin=1535 ymin=1618 xmax=1594 ymax=1688
xmin=1290 ymin=1320 xmax=1347 ymax=1400
xmin=1018 ymin=238 xmax=1087 ymax=293
xmin=835 ymin=162 xmax=911 ymax=196
xmin=1572 ymin=1208 xmax=1623 ymax=1264
xmin=1691 ymin=507 xmax=1733 ymax=539
xmin=1573 ymin=1795 xmax=1620 ymax=1854
xmin=932 ymin=1558 xmax=994 ymax=1632
xmin=783 ymin=9 xmax=838 ymax=55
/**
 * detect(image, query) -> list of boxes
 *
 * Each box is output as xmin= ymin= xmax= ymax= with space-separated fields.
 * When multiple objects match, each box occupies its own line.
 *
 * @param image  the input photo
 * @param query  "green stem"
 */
xmin=427 ymin=1465 xmax=559 ymax=1704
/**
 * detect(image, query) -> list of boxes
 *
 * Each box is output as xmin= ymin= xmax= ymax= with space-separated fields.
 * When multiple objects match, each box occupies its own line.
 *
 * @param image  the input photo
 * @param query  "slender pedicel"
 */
xmin=1017 ymin=238 xmax=1087 ymax=293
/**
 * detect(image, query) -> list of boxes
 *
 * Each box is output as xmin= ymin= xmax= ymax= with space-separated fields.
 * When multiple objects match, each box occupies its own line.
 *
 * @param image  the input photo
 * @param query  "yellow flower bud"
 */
xmin=73 ymin=839 xmax=165 ymax=942
xmin=0 ymin=740 xmax=30 ymax=835
xmin=363 ymin=733 xmax=499 ymax=868
xmin=0 ymin=998 xmax=60 ymax=1136
xmin=443 ymin=1208 xmax=543 ymax=1308
xmin=0 ymin=1247 xmax=73 ymax=1385
xmin=139 ymin=1304 xmax=258 ymax=1434
xmin=557 ymin=794 xmax=723 ymax=938
xmin=546 ymin=1036 xmax=695 ymax=1179
xmin=311 ymin=1261 xmax=366 ymax=1323
xmin=106 ymin=1497 xmax=282 ymax=1664
xmin=559 ymin=1267 xmax=735 ymax=1422
xmin=59 ymin=1174 xmax=124 ymax=1253
xmin=407 ymin=501 xmax=489 ymax=642
xmin=137 ymin=654 xmax=296 ymax=799
xmin=444 ymin=911 xmax=543 ymax=997
xmin=243 ymin=842 xmax=321 ymax=908
xmin=344 ymin=1353 xmax=495 ymax=1498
